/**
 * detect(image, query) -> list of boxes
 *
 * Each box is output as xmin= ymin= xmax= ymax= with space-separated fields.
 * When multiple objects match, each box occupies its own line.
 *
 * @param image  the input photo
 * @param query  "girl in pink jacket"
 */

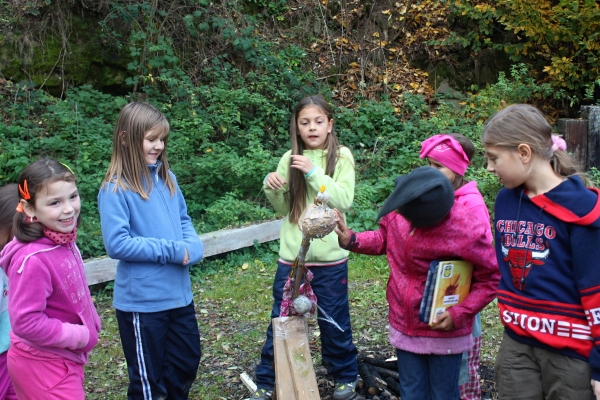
xmin=335 ymin=166 xmax=499 ymax=400
xmin=0 ymin=184 xmax=18 ymax=400
xmin=0 ymin=159 xmax=101 ymax=400
xmin=420 ymin=133 xmax=492 ymax=400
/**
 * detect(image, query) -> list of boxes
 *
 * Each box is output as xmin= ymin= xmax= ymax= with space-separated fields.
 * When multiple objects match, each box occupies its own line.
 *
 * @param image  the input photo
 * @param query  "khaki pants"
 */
xmin=495 ymin=331 xmax=594 ymax=400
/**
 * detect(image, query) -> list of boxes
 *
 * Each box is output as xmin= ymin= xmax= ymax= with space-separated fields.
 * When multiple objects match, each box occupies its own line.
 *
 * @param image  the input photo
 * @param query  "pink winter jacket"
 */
xmin=455 ymin=181 xmax=493 ymax=243
xmin=350 ymin=202 xmax=499 ymax=338
xmin=0 ymin=237 xmax=101 ymax=365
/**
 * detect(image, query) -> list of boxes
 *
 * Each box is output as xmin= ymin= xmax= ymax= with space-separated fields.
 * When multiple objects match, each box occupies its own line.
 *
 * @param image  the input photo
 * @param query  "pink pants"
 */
xmin=7 ymin=343 xmax=85 ymax=400
xmin=0 ymin=352 xmax=17 ymax=400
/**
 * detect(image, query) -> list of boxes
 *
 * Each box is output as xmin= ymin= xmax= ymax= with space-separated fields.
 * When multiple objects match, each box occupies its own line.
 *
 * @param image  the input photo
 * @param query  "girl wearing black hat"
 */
xmin=335 ymin=166 xmax=499 ymax=400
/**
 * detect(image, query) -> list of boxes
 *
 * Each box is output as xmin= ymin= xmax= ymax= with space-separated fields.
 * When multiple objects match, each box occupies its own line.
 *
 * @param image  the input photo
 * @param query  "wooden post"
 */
xmin=272 ymin=317 xmax=320 ymax=400
xmin=581 ymin=106 xmax=600 ymax=169
xmin=557 ymin=118 xmax=588 ymax=170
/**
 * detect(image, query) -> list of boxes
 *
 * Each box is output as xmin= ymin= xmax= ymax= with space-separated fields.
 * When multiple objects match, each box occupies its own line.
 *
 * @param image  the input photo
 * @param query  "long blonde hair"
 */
xmin=103 ymin=102 xmax=176 ymax=199
xmin=287 ymin=95 xmax=340 ymax=224
xmin=482 ymin=104 xmax=591 ymax=186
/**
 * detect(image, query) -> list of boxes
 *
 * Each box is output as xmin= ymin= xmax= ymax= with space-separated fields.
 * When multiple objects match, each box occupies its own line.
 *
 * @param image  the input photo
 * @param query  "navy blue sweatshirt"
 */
xmin=494 ymin=176 xmax=600 ymax=380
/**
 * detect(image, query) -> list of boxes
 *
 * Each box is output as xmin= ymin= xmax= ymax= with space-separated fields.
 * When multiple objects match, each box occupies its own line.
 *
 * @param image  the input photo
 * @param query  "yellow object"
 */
xmin=427 ymin=260 xmax=474 ymax=324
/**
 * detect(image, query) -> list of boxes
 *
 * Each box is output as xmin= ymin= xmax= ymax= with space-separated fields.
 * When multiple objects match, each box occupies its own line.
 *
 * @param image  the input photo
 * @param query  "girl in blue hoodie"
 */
xmin=98 ymin=102 xmax=204 ymax=400
xmin=483 ymin=104 xmax=600 ymax=400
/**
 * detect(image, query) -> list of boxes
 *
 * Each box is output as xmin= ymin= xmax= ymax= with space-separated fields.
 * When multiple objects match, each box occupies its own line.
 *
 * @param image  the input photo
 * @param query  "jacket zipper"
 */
xmin=68 ymin=243 xmax=93 ymax=313
xmin=405 ymin=227 xmax=416 ymax=335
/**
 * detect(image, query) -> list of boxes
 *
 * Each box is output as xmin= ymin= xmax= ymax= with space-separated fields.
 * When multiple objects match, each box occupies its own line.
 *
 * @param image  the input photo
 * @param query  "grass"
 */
xmin=85 ymin=252 xmax=504 ymax=399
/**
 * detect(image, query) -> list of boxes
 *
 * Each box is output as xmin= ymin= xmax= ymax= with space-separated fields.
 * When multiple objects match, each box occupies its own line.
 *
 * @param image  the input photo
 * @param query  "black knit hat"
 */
xmin=376 ymin=166 xmax=454 ymax=228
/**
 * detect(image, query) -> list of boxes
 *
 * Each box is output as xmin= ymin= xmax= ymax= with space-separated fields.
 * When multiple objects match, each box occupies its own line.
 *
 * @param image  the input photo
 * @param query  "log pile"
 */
xmin=354 ymin=354 xmax=402 ymax=400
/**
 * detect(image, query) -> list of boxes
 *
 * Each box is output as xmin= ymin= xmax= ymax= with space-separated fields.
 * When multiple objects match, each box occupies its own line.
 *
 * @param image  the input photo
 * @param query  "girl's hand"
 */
xmin=430 ymin=311 xmax=454 ymax=331
xmin=183 ymin=248 xmax=189 ymax=265
xmin=290 ymin=155 xmax=314 ymax=175
xmin=265 ymin=172 xmax=287 ymax=190
xmin=592 ymin=379 xmax=600 ymax=399
xmin=334 ymin=208 xmax=351 ymax=247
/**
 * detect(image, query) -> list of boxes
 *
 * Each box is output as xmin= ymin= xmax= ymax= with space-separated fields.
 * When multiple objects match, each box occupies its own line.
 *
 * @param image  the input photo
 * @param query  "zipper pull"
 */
xmin=409 ymin=228 xmax=416 ymax=237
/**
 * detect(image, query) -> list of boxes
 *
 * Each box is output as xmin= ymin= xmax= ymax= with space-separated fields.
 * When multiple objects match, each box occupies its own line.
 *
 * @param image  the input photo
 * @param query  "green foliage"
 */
xmin=438 ymin=0 xmax=600 ymax=104
xmin=1 ymin=1 xmax=585 ymax=262
xmin=242 ymin=0 xmax=289 ymax=19
xmin=460 ymin=63 xmax=555 ymax=119
xmin=0 ymin=57 xmax=549 ymax=257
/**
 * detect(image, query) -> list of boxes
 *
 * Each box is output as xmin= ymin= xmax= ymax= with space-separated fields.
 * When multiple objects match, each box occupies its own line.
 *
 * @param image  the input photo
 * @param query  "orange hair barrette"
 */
xmin=18 ymin=180 xmax=31 ymax=200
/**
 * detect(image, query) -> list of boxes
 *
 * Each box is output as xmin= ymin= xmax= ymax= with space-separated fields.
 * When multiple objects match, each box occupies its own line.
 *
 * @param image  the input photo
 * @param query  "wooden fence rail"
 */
xmin=558 ymin=105 xmax=600 ymax=170
xmin=84 ymin=219 xmax=283 ymax=285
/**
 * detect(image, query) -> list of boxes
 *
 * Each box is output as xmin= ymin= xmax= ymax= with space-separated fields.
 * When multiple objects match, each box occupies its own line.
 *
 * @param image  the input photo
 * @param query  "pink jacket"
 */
xmin=0 ymin=237 xmax=101 ymax=365
xmin=455 ymin=181 xmax=492 ymax=243
xmin=351 ymin=202 xmax=499 ymax=338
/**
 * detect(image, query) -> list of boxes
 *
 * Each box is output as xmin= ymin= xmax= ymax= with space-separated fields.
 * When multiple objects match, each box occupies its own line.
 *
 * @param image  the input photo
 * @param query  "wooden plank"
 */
xmin=558 ymin=118 xmax=588 ymax=169
xmin=200 ymin=219 xmax=282 ymax=258
xmin=273 ymin=317 xmax=298 ymax=400
xmin=83 ymin=219 xmax=283 ymax=285
xmin=284 ymin=317 xmax=320 ymax=399
xmin=274 ymin=316 xmax=320 ymax=400
xmin=84 ymin=257 xmax=118 ymax=286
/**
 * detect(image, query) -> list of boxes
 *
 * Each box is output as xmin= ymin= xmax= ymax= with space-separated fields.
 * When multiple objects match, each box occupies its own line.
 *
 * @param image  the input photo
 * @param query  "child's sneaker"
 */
xmin=251 ymin=388 xmax=273 ymax=399
xmin=333 ymin=377 xmax=358 ymax=400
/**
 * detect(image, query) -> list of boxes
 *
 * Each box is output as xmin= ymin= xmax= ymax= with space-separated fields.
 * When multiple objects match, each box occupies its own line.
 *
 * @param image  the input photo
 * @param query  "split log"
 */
xmin=370 ymin=365 xmax=400 ymax=381
xmin=385 ymin=376 xmax=401 ymax=396
xmin=360 ymin=356 xmax=398 ymax=371
xmin=379 ymin=390 xmax=393 ymax=400
xmin=358 ymin=362 xmax=380 ymax=396
xmin=240 ymin=372 xmax=257 ymax=394
xmin=369 ymin=366 xmax=385 ymax=388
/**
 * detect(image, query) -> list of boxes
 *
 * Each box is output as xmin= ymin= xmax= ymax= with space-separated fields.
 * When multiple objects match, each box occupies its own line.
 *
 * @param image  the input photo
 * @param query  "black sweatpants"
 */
xmin=116 ymin=302 xmax=201 ymax=400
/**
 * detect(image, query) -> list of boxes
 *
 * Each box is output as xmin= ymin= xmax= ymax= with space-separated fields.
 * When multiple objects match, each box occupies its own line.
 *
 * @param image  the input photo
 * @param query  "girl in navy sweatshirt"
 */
xmin=483 ymin=104 xmax=600 ymax=400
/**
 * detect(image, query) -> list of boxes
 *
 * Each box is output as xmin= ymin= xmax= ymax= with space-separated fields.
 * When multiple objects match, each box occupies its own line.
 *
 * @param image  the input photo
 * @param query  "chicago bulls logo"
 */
xmin=501 ymin=240 xmax=550 ymax=290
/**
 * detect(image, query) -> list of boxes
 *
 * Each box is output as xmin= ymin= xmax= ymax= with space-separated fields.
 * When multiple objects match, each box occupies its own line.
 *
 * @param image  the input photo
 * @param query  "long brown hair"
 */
xmin=287 ymin=95 xmax=340 ymax=223
xmin=445 ymin=132 xmax=475 ymax=190
xmin=102 ymin=102 xmax=175 ymax=199
xmin=13 ymin=159 xmax=77 ymax=243
xmin=482 ymin=104 xmax=590 ymax=186
xmin=0 ymin=184 xmax=19 ymax=250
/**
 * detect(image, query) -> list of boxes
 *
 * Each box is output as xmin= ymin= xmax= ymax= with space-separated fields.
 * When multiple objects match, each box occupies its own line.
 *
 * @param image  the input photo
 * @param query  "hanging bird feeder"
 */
xmin=280 ymin=186 xmax=339 ymax=317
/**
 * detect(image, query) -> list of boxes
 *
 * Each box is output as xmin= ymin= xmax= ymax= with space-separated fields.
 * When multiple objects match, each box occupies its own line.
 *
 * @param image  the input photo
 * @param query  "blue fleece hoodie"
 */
xmin=97 ymin=163 xmax=204 ymax=313
xmin=494 ymin=175 xmax=600 ymax=380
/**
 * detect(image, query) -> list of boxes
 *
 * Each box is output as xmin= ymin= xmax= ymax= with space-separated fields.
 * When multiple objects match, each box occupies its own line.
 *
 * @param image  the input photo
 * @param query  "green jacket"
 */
xmin=265 ymin=147 xmax=355 ymax=264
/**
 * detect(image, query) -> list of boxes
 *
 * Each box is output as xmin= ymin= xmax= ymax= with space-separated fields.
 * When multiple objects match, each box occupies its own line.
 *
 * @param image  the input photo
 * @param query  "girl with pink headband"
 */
xmin=420 ymin=133 xmax=492 ymax=400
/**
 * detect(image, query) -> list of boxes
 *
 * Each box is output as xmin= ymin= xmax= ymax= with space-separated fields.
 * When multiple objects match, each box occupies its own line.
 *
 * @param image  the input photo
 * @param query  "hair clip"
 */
xmin=15 ymin=202 xmax=24 ymax=212
xmin=18 ymin=180 xmax=31 ymax=200
xmin=60 ymin=162 xmax=75 ymax=174
xmin=551 ymin=135 xmax=567 ymax=152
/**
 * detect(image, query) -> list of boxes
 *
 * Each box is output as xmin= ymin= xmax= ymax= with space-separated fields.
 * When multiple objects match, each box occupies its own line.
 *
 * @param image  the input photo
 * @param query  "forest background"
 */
xmin=0 ymin=0 xmax=599 ymax=398
xmin=1 ymin=0 xmax=599 ymax=258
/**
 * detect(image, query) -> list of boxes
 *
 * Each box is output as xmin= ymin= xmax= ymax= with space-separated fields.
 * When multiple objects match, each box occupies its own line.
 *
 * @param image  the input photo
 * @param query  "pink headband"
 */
xmin=419 ymin=135 xmax=470 ymax=176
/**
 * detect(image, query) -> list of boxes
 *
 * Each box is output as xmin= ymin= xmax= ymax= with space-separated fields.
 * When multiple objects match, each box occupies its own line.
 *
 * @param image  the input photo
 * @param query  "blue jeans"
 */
xmin=396 ymin=348 xmax=462 ymax=400
xmin=255 ymin=261 xmax=358 ymax=389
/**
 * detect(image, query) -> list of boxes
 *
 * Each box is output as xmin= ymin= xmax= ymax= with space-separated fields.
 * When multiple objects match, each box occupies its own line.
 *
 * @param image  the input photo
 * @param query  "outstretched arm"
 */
xmin=334 ymin=208 xmax=352 ymax=248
